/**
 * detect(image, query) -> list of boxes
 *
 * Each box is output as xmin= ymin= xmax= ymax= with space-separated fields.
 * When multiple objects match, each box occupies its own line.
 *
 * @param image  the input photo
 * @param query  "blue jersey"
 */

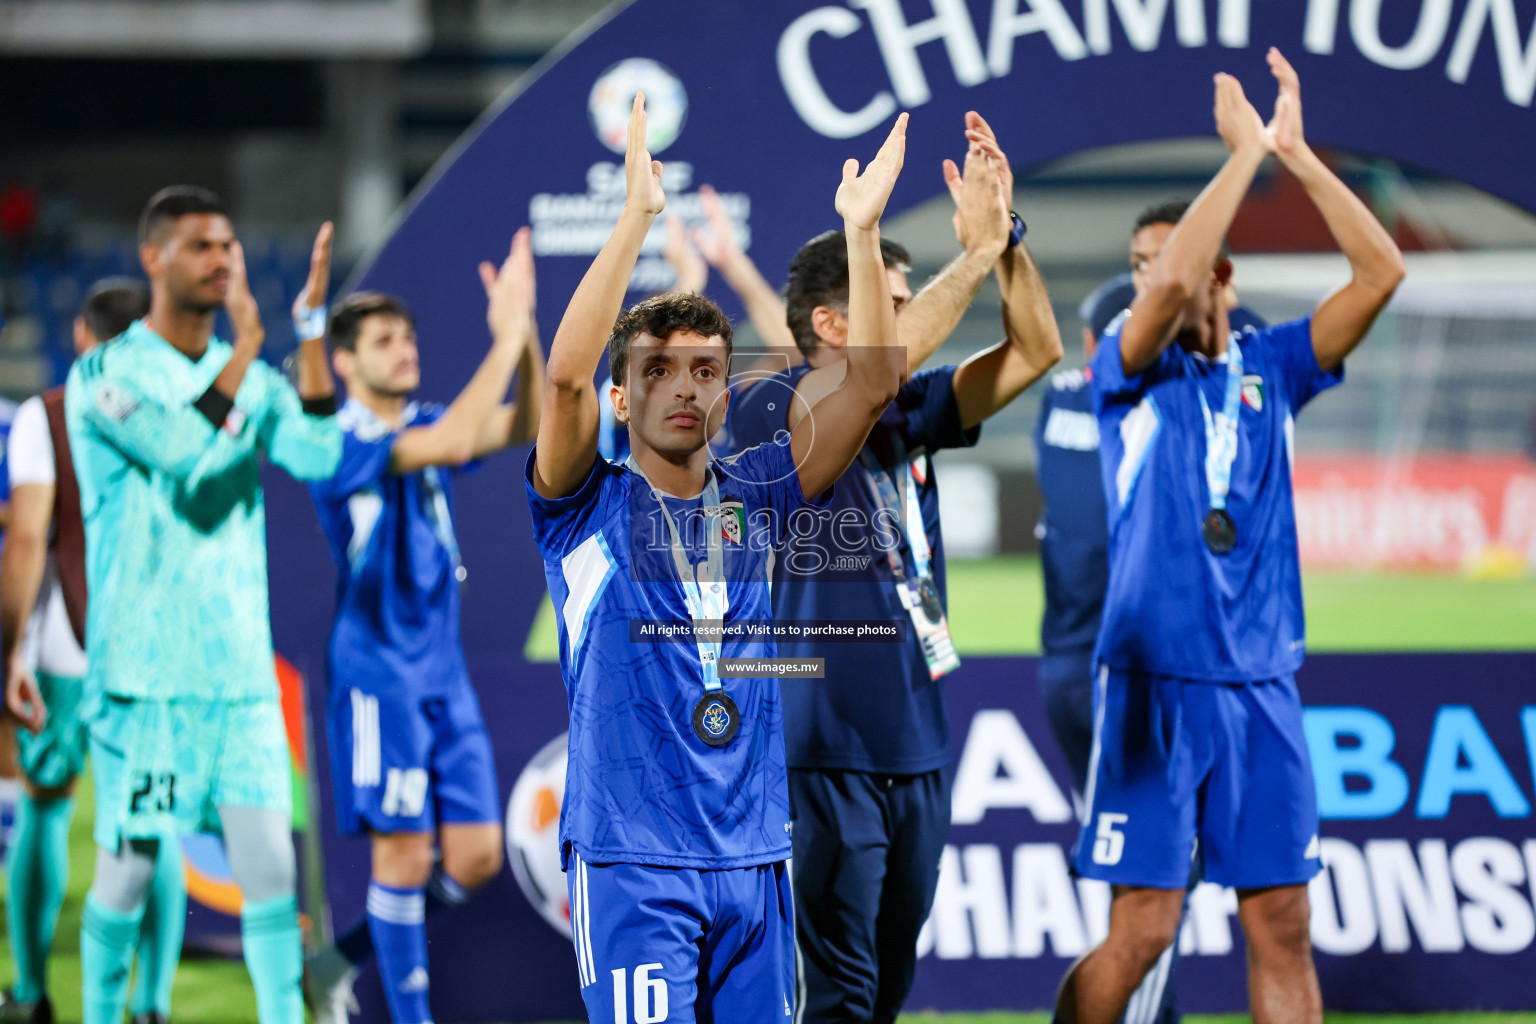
xmin=0 ymin=398 xmax=15 ymax=552
xmin=729 ymin=365 xmax=978 ymax=774
xmin=526 ymin=442 xmax=819 ymax=871
xmin=310 ymin=399 xmax=470 ymax=697
xmin=1033 ymin=368 xmax=1108 ymax=655
xmin=1091 ymin=315 xmax=1340 ymax=682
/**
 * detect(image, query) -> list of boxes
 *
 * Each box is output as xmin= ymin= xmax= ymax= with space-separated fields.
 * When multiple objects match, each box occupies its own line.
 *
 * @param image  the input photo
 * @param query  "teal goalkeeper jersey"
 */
xmin=65 ymin=320 xmax=342 ymax=701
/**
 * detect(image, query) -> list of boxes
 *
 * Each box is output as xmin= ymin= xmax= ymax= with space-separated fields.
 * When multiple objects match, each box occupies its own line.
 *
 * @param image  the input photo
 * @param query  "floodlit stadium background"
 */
xmin=2 ymin=0 xmax=1535 ymax=1021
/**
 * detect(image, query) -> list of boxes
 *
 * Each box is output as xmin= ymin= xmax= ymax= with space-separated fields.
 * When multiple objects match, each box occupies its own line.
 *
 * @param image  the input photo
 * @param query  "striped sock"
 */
xmin=367 ymin=882 xmax=432 ymax=1024
xmin=335 ymin=865 xmax=470 ymax=966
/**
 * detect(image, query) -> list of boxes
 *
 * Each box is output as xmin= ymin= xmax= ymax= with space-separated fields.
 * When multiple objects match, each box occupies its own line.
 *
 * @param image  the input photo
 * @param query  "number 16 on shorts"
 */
xmin=611 ymin=964 xmax=667 ymax=1024
xmin=1092 ymin=812 xmax=1128 ymax=865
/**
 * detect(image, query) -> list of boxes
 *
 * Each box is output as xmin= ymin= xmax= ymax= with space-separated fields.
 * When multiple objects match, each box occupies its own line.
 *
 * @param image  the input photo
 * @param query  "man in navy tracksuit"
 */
xmin=731 ymin=113 xmax=1064 ymax=1023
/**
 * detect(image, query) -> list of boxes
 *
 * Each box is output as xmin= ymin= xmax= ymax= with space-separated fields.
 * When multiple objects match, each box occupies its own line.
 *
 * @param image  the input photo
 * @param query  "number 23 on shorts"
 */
xmin=129 ymin=771 xmax=177 ymax=813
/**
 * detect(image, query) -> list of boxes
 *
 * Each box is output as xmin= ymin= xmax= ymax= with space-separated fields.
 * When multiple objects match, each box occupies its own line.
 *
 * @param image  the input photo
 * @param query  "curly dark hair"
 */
xmin=609 ymin=292 xmax=733 ymax=385
xmin=783 ymin=231 xmax=911 ymax=357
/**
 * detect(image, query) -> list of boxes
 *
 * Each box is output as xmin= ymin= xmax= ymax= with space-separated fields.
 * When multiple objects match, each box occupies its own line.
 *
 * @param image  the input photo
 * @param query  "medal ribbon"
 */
xmin=858 ymin=435 xmax=933 ymax=583
xmin=422 ymin=466 xmax=465 ymax=581
xmin=1195 ymin=338 xmax=1244 ymax=514
xmin=627 ymin=458 xmax=727 ymax=693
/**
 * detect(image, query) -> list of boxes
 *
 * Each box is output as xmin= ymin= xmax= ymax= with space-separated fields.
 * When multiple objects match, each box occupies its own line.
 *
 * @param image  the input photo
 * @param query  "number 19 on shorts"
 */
xmin=611 ymin=963 xmax=667 ymax=1024
xmin=1092 ymin=812 xmax=1128 ymax=865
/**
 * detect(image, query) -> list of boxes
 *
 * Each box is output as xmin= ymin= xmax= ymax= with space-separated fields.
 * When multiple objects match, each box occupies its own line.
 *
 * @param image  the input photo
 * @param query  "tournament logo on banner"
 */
xmin=588 ymin=57 xmax=688 ymax=155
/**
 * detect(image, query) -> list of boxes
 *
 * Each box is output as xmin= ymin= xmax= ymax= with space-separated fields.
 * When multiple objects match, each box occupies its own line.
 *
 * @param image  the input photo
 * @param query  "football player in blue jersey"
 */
xmin=303 ymin=231 xmax=543 ymax=1024
xmin=1037 ymin=245 xmax=1269 ymax=1024
xmin=1055 ymin=51 xmax=1404 ymax=1024
xmin=729 ymin=112 xmax=1061 ymax=1024
xmin=526 ymin=93 xmax=906 ymax=1024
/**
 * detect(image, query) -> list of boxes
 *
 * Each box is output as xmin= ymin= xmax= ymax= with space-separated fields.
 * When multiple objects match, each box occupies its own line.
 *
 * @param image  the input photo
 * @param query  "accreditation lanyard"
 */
xmin=627 ymin=458 xmax=728 ymax=693
xmin=421 ymin=466 xmax=466 ymax=584
xmin=858 ymin=435 xmax=932 ymax=583
xmin=1195 ymin=339 xmax=1244 ymax=514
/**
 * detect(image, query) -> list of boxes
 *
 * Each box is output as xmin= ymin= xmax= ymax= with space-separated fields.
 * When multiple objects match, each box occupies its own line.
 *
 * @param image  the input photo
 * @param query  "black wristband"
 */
xmin=302 ymin=394 xmax=339 ymax=417
xmin=1009 ymin=212 xmax=1027 ymax=247
xmin=194 ymin=386 xmax=235 ymax=429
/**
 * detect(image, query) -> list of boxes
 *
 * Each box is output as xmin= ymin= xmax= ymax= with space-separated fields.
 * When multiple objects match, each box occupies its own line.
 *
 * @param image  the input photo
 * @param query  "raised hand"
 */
xmin=943 ymin=135 xmax=1009 ymax=258
xmin=691 ymin=185 xmax=740 ymax=268
xmin=225 ymin=239 xmax=264 ymax=347
xmin=1214 ymin=73 xmax=1268 ymax=156
xmin=625 ymin=92 xmax=666 ymax=217
xmin=836 ymin=112 xmax=908 ymax=232
xmin=293 ymin=221 xmax=334 ymax=338
xmin=1265 ymin=48 xmax=1308 ymax=160
xmin=479 ymin=226 xmax=536 ymax=346
xmin=963 ymin=111 xmax=1014 ymax=200
xmin=6 ymin=661 xmax=45 ymax=735
xmin=664 ymin=214 xmax=707 ymax=293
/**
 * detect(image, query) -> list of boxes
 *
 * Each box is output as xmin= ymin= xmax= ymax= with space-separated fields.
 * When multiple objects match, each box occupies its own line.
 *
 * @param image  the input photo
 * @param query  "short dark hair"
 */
xmin=1133 ymin=198 xmax=1230 ymax=260
xmin=609 ymin=292 xmax=733 ymax=385
xmin=80 ymin=278 xmax=149 ymax=343
xmin=783 ymin=231 xmax=911 ymax=356
xmin=328 ymin=292 xmax=415 ymax=352
xmin=138 ymin=186 xmax=228 ymax=246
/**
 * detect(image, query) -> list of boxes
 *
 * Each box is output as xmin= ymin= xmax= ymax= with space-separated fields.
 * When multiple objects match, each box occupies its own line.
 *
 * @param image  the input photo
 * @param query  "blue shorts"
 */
xmin=327 ymin=680 xmax=500 ymax=836
xmin=566 ymin=852 xmax=795 ymax=1024
xmin=1073 ymin=668 xmax=1321 ymax=891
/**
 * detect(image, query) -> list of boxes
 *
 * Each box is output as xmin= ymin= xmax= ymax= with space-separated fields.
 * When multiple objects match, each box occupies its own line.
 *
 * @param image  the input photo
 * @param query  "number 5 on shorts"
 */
xmin=611 ymin=963 xmax=667 ymax=1024
xmin=1092 ymin=812 xmax=1128 ymax=865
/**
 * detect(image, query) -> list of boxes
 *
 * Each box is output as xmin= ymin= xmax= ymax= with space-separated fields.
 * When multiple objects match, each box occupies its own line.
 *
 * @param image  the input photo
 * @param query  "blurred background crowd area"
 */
xmin=4 ymin=0 xmax=1536 ymax=573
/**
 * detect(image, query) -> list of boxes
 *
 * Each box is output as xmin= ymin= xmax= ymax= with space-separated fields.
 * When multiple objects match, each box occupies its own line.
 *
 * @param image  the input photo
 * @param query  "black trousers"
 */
xmin=788 ymin=766 xmax=951 ymax=1024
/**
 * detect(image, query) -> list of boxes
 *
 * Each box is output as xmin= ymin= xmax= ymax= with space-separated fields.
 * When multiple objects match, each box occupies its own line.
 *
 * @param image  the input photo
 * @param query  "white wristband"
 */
xmin=294 ymin=302 xmax=327 ymax=342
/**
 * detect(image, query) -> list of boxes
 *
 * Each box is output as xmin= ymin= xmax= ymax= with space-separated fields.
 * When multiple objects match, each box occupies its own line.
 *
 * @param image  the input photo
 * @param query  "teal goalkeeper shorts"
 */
xmin=91 ymin=695 xmax=291 ymax=850
xmin=17 ymin=672 xmax=90 ymax=790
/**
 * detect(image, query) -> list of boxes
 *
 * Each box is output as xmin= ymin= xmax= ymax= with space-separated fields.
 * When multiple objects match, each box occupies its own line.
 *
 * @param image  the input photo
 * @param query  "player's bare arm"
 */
xmin=951 ymin=116 xmax=1063 ymax=428
xmin=207 ymin=240 xmax=266 ymax=401
xmin=693 ymin=184 xmax=799 ymax=355
xmin=0 ymin=482 xmax=53 ymax=734
xmin=1265 ymin=48 xmax=1405 ymax=372
xmin=785 ymin=110 xmax=1012 ymax=426
xmin=534 ymin=92 xmax=664 ymax=499
xmin=894 ymin=111 xmax=1011 ymax=377
xmin=490 ymin=322 xmax=546 ymax=452
xmin=293 ymin=221 xmax=339 ymax=402
xmin=791 ymin=114 xmax=908 ymax=500
xmin=391 ymin=229 xmax=536 ymax=473
xmin=664 ymin=214 xmax=709 ymax=295
xmin=1121 ymin=74 xmax=1268 ymax=376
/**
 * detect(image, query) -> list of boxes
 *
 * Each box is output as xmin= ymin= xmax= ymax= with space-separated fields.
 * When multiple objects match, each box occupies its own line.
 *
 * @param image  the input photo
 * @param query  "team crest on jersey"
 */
xmin=712 ymin=498 xmax=745 ymax=544
xmin=909 ymin=452 xmax=929 ymax=486
xmin=1241 ymin=374 xmax=1264 ymax=412
xmin=94 ymin=382 xmax=139 ymax=423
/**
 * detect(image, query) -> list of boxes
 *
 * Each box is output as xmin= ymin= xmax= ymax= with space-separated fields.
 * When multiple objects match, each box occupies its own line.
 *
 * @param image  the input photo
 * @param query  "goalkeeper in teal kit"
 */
xmin=62 ymin=187 xmax=342 ymax=1024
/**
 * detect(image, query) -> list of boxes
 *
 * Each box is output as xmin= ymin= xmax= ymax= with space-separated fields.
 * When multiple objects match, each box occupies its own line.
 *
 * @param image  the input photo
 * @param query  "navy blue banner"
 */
xmin=261 ymin=1 xmax=1536 ymax=1018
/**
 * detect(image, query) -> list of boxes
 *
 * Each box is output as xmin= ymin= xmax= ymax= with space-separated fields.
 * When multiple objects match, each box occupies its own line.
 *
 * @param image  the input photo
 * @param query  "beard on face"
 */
xmin=360 ymin=363 xmax=418 ymax=400
xmin=168 ymin=272 xmax=227 ymax=316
